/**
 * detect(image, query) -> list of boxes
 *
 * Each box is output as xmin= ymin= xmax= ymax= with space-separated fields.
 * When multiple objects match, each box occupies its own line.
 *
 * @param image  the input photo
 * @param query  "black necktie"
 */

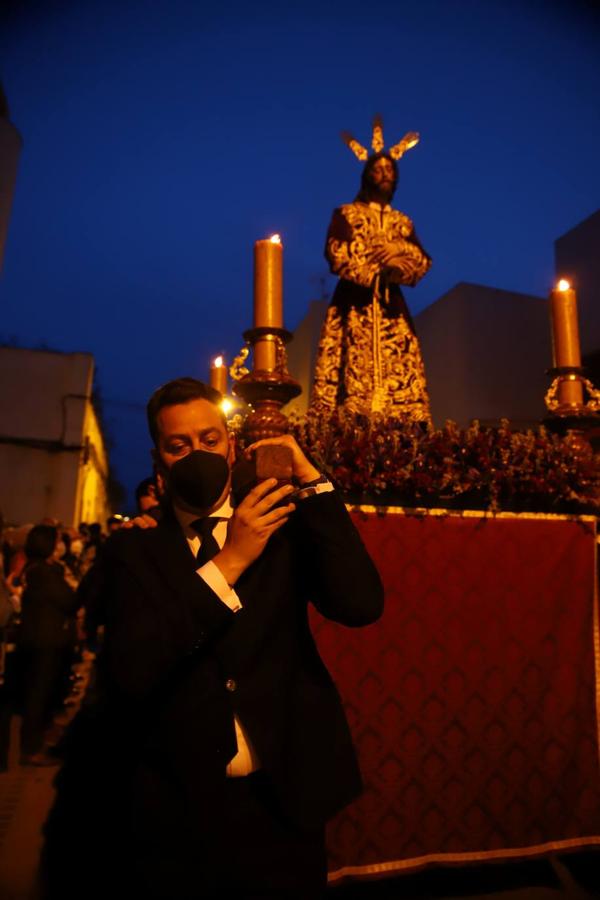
xmin=192 ymin=517 xmax=220 ymax=566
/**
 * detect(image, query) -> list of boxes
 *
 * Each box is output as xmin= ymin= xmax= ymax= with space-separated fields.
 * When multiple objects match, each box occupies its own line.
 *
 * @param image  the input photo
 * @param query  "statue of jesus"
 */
xmin=310 ymin=117 xmax=432 ymax=425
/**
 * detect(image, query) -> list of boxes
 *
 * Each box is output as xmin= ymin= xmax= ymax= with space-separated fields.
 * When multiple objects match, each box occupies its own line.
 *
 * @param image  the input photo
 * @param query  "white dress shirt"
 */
xmin=172 ymin=478 xmax=334 ymax=776
xmin=174 ymin=499 xmax=259 ymax=776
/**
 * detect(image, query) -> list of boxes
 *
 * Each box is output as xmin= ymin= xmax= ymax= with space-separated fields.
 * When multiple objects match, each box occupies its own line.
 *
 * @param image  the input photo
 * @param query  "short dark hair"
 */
xmin=25 ymin=524 xmax=57 ymax=562
xmin=146 ymin=377 xmax=223 ymax=447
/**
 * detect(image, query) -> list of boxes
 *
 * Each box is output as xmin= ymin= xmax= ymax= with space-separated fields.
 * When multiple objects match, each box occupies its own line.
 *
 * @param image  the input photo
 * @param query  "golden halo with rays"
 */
xmin=341 ymin=115 xmax=420 ymax=162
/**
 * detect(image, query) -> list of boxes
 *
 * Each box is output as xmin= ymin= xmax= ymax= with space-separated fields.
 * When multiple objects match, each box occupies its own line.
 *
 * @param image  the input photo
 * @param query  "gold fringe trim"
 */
xmin=347 ymin=504 xmax=598 ymax=524
xmin=327 ymin=836 xmax=600 ymax=883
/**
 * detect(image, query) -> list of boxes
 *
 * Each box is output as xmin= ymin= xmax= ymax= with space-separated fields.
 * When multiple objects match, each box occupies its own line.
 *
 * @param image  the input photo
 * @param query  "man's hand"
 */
xmin=245 ymin=434 xmax=320 ymax=485
xmin=212 ymin=478 xmax=296 ymax=586
xmin=122 ymin=514 xmax=158 ymax=530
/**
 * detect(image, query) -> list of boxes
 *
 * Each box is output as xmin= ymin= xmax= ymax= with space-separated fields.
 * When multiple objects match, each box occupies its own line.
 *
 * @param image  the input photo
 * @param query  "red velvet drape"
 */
xmin=311 ymin=510 xmax=600 ymax=881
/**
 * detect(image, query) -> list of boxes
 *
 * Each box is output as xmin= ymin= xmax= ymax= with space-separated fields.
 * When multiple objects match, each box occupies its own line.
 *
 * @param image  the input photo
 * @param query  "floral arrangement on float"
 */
xmin=291 ymin=411 xmax=599 ymax=515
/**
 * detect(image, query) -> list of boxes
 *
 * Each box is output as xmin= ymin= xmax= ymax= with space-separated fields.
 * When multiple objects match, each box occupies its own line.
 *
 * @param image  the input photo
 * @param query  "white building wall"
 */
xmin=415 ymin=283 xmax=551 ymax=428
xmin=0 ymin=347 xmax=110 ymax=526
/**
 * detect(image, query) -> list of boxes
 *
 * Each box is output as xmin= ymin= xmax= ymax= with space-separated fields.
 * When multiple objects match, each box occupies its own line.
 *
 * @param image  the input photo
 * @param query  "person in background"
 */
xmin=51 ymin=530 xmax=85 ymax=714
xmin=107 ymin=515 xmax=126 ymax=534
xmin=0 ymin=510 xmax=20 ymax=771
xmin=19 ymin=524 xmax=80 ymax=766
xmin=78 ymin=522 xmax=103 ymax=577
xmin=57 ymin=529 xmax=83 ymax=586
xmin=135 ymin=476 xmax=160 ymax=516
xmin=5 ymin=528 xmax=28 ymax=594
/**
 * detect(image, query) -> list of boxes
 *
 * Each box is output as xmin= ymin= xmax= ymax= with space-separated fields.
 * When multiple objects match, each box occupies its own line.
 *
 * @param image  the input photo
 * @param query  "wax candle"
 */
xmin=209 ymin=355 xmax=228 ymax=395
xmin=254 ymin=335 xmax=278 ymax=372
xmin=549 ymin=279 xmax=583 ymax=406
xmin=254 ymin=234 xmax=283 ymax=329
xmin=550 ymin=280 xmax=582 ymax=368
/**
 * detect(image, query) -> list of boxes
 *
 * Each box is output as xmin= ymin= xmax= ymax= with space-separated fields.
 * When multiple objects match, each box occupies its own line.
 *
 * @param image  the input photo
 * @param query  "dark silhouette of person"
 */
xmin=42 ymin=377 xmax=383 ymax=899
xmin=19 ymin=525 xmax=79 ymax=765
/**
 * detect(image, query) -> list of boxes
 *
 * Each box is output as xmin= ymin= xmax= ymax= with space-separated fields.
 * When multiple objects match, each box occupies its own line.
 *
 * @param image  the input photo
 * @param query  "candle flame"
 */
xmin=557 ymin=279 xmax=571 ymax=292
xmin=220 ymin=398 xmax=233 ymax=415
xmin=269 ymin=234 xmax=282 ymax=244
xmin=213 ymin=355 xmax=224 ymax=368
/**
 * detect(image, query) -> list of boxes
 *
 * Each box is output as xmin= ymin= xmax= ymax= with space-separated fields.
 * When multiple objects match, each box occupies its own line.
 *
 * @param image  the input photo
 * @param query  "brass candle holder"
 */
xmin=230 ymin=327 xmax=301 ymax=444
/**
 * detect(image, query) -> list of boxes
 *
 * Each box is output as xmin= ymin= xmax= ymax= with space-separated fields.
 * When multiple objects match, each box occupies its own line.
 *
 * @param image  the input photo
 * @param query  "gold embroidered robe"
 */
xmin=311 ymin=200 xmax=432 ymax=424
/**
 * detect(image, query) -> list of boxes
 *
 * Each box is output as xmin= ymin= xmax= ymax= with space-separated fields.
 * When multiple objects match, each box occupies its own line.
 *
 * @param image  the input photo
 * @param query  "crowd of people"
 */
xmin=0 ymin=495 xmax=152 ymax=770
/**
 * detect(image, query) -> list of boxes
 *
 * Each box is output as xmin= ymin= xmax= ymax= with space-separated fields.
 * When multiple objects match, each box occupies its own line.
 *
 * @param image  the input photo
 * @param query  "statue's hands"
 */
xmin=383 ymin=255 xmax=411 ymax=270
xmin=370 ymin=240 xmax=422 ymax=280
xmin=371 ymin=241 xmax=408 ymax=266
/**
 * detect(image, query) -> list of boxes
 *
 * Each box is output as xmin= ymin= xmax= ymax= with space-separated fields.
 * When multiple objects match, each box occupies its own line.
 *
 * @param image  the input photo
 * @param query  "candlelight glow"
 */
xmin=213 ymin=355 xmax=223 ymax=368
xmin=557 ymin=279 xmax=571 ymax=292
xmin=269 ymin=234 xmax=282 ymax=244
xmin=220 ymin=398 xmax=233 ymax=415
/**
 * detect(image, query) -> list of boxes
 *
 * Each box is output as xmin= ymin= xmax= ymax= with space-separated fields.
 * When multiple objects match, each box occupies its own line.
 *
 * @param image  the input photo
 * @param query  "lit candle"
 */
xmin=254 ymin=234 xmax=283 ymax=329
xmin=550 ymin=279 xmax=582 ymax=368
xmin=209 ymin=355 xmax=228 ymax=395
xmin=549 ymin=279 xmax=583 ymax=406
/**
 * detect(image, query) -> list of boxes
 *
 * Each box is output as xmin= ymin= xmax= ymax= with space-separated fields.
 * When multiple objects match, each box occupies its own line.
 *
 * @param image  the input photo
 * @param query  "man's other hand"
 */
xmin=122 ymin=514 xmax=159 ymax=530
xmin=213 ymin=479 xmax=296 ymax=586
xmin=245 ymin=434 xmax=320 ymax=485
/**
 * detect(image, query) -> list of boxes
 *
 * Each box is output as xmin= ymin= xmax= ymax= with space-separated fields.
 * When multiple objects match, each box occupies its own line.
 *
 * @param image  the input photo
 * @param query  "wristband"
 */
xmin=293 ymin=475 xmax=333 ymax=501
xmin=298 ymin=474 xmax=329 ymax=488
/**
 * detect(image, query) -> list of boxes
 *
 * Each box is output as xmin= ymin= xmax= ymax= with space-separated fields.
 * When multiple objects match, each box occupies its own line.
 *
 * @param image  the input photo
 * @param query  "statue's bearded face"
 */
xmin=361 ymin=154 xmax=397 ymax=204
xmin=368 ymin=157 xmax=395 ymax=190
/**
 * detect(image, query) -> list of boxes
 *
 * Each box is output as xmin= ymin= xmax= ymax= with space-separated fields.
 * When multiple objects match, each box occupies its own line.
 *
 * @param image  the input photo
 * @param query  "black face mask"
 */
xmin=168 ymin=449 xmax=230 ymax=511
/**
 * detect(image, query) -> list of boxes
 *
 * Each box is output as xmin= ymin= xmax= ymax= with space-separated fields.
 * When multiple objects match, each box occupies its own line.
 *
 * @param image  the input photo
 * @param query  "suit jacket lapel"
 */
xmin=144 ymin=508 xmax=197 ymax=594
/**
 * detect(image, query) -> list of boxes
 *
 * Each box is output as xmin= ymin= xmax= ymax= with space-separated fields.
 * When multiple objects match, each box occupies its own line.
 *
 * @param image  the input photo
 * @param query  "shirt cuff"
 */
xmin=196 ymin=560 xmax=242 ymax=613
xmin=294 ymin=479 xmax=334 ymax=501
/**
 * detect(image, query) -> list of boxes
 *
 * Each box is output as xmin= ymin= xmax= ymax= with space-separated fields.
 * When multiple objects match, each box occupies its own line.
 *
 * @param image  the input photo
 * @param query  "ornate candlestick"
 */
xmin=231 ymin=234 xmax=301 ymax=443
xmin=544 ymin=278 xmax=600 ymax=448
xmin=547 ymin=279 xmax=584 ymax=410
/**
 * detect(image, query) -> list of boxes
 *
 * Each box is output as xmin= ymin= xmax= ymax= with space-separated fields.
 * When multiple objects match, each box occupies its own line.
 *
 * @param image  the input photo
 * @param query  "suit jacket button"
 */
xmin=225 ymin=678 xmax=237 ymax=692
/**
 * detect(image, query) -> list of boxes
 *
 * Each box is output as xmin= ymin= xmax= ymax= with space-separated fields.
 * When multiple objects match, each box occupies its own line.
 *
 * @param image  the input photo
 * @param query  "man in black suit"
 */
xmin=43 ymin=377 xmax=383 ymax=900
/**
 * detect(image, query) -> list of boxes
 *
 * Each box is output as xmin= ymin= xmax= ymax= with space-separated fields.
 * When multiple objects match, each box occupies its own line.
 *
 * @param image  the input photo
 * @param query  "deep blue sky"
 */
xmin=1 ymin=0 xmax=599 ymax=512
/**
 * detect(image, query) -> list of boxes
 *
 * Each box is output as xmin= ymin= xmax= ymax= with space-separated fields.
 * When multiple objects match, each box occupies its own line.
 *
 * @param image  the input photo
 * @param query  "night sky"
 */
xmin=1 ymin=0 xmax=599 ymax=513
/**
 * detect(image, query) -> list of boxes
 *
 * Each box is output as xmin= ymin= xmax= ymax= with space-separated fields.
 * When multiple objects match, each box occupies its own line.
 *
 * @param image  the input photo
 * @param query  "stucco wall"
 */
xmin=415 ymin=283 xmax=551 ymax=428
xmin=0 ymin=347 xmax=110 ymax=526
